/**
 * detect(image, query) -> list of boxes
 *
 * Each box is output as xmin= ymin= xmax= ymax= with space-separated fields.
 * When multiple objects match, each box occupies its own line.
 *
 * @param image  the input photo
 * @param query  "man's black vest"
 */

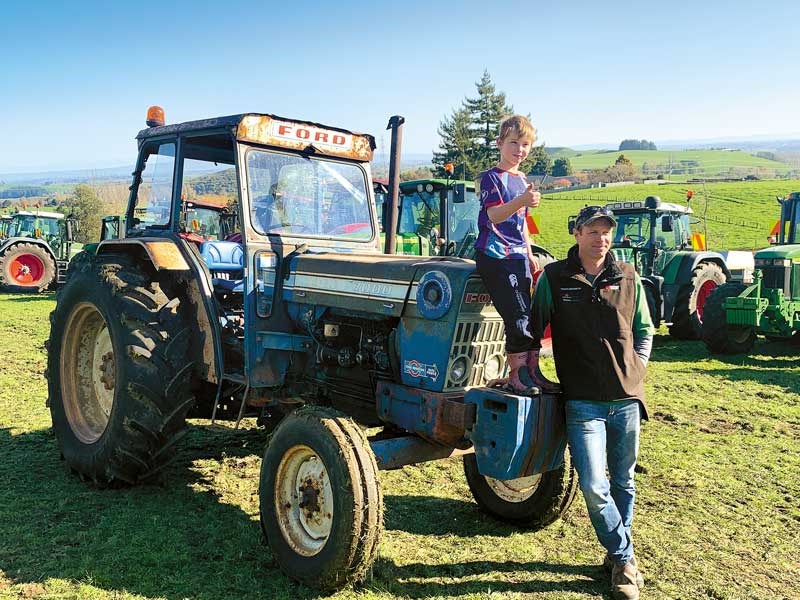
xmin=544 ymin=246 xmax=648 ymax=417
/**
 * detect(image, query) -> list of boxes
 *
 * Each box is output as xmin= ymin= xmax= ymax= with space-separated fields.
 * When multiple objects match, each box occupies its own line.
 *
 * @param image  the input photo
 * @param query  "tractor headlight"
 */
xmin=416 ymin=270 xmax=452 ymax=320
xmin=483 ymin=353 xmax=504 ymax=381
xmin=449 ymin=355 xmax=470 ymax=385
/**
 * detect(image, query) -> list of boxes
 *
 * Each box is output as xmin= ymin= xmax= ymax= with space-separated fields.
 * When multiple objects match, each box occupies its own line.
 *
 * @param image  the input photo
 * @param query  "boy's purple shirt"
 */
xmin=474 ymin=167 xmax=529 ymax=259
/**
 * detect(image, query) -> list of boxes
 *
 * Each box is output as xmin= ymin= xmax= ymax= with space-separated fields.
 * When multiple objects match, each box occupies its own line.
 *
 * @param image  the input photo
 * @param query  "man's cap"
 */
xmin=575 ymin=205 xmax=616 ymax=228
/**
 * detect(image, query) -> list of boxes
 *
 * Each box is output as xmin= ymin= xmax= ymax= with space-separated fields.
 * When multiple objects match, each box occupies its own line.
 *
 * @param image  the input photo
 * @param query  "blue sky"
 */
xmin=1 ymin=0 xmax=798 ymax=172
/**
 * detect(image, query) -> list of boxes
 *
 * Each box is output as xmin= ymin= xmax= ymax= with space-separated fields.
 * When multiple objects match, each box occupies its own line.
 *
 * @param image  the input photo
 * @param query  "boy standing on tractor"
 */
xmin=473 ymin=115 xmax=552 ymax=392
xmin=530 ymin=205 xmax=654 ymax=600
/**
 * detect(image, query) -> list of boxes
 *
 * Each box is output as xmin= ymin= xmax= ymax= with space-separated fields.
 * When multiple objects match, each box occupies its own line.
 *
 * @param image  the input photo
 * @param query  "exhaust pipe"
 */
xmin=384 ymin=115 xmax=404 ymax=254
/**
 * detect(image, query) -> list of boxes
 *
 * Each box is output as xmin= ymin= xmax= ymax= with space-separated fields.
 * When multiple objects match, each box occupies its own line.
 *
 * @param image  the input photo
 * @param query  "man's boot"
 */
xmin=611 ymin=560 xmax=641 ymax=600
xmin=604 ymin=554 xmax=644 ymax=589
xmin=526 ymin=349 xmax=561 ymax=393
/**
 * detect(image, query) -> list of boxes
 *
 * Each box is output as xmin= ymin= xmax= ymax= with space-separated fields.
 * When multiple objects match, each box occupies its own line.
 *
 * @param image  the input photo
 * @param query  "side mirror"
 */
xmin=661 ymin=214 xmax=674 ymax=232
xmin=568 ymin=218 xmax=576 ymax=235
xmin=452 ymin=183 xmax=467 ymax=204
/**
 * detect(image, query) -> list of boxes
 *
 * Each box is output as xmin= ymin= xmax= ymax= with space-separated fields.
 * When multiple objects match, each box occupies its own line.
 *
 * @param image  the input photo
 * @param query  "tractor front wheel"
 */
xmin=701 ymin=282 xmax=756 ymax=354
xmin=260 ymin=406 xmax=382 ymax=592
xmin=0 ymin=242 xmax=56 ymax=291
xmin=47 ymin=256 xmax=195 ymax=484
xmin=463 ymin=449 xmax=578 ymax=529
xmin=669 ymin=262 xmax=726 ymax=339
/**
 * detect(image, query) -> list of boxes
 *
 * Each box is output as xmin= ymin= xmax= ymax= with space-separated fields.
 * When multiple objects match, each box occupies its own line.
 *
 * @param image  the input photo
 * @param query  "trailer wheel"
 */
xmin=701 ymin=282 xmax=756 ymax=354
xmin=47 ymin=256 xmax=195 ymax=484
xmin=260 ymin=406 xmax=382 ymax=592
xmin=0 ymin=242 xmax=56 ymax=291
xmin=463 ymin=449 xmax=578 ymax=528
xmin=669 ymin=262 xmax=726 ymax=339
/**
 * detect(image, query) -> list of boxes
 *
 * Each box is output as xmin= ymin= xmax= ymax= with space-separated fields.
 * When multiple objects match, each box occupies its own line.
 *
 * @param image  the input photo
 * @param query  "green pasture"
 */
xmin=534 ymin=179 xmax=800 ymax=258
xmin=1 ymin=291 xmax=799 ymax=599
xmin=548 ymin=149 xmax=790 ymax=178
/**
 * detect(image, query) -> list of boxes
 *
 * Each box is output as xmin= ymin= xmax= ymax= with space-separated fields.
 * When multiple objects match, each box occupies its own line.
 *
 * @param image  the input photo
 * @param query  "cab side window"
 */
xmin=131 ymin=143 xmax=176 ymax=230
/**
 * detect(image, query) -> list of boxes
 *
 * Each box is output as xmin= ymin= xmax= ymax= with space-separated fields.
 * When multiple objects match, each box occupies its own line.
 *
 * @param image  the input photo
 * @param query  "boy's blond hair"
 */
xmin=498 ymin=115 xmax=536 ymax=144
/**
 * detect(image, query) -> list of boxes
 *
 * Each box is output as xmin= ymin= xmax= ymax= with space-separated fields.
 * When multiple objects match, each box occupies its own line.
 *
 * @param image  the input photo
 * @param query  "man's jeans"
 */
xmin=566 ymin=399 xmax=641 ymax=565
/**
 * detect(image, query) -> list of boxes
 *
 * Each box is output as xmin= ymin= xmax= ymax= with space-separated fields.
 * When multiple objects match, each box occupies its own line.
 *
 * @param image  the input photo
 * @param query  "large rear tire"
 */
xmin=701 ymin=282 xmax=756 ymax=354
xmin=0 ymin=242 xmax=57 ymax=292
xmin=463 ymin=449 xmax=578 ymax=529
xmin=669 ymin=262 xmax=726 ymax=339
xmin=47 ymin=256 xmax=195 ymax=484
xmin=260 ymin=406 xmax=382 ymax=592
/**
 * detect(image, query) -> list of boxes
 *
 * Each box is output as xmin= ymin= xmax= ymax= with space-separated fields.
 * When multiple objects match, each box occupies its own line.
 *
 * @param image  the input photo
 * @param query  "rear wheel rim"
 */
xmin=696 ymin=280 xmax=718 ymax=319
xmin=274 ymin=444 xmax=334 ymax=557
xmin=60 ymin=302 xmax=115 ymax=444
xmin=9 ymin=253 xmax=45 ymax=284
xmin=485 ymin=473 xmax=542 ymax=502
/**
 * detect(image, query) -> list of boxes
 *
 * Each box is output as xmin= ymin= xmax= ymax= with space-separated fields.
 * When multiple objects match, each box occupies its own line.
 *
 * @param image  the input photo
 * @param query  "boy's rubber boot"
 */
xmin=505 ymin=351 xmax=536 ymax=392
xmin=526 ymin=349 xmax=561 ymax=394
xmin=611 ymin=561 xmax=641 ymax=600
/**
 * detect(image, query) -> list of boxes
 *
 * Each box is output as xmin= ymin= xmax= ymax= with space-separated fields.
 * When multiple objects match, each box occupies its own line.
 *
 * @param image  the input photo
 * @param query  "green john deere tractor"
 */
xmin=572 ymin=195 xmax=754 ymax=339
xmin=0 ymin=210 xmax=82 ymax=291
xmin=702 ymin=191 xmax=800 ymax=353
xmin=375 ymin=178 xmax=554 ymax=263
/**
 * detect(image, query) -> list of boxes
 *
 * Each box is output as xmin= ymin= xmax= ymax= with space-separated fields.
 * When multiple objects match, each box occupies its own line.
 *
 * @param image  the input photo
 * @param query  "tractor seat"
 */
xmin=200 ymin=241 xmax=244 ymax=292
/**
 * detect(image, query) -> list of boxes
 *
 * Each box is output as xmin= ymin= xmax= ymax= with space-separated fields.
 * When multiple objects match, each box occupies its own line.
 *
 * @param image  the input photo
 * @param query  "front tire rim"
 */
xmin=695 ymin=280 xmax=718 ymax=319
xmin=60 ymin=302 xmax=116 ymax=444
xmin=485 ymin=473 xmax=543 ymax=502
xmin=728 ymin=326 xmax=753 ymax=344
xmin=274 ymin=444 xmax=334 ymax=557
xmin=9 ymin=254 xmax=44 ymax=284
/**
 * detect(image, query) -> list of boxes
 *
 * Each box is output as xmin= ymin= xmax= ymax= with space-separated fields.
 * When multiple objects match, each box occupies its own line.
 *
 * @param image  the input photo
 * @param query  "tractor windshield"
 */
xmin=789 ymin=199 xmax=800 ymax=244
xmin=613 ymin=213 xmax=650 ymax=246
xmin=398 ymin=187 xmax=479 ymax=242
xmin=246 ymin=150 xmax=372 ymax=241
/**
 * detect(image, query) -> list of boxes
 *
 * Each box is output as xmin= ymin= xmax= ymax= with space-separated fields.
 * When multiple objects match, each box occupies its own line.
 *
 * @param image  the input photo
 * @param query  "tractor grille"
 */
xmin=759 ymin=265 xmax=791 ymax=296
xmin=445 ymin=318 xmax=506 ymax=390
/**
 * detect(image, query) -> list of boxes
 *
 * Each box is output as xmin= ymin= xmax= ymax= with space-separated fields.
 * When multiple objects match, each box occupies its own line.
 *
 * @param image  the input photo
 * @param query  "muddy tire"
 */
xmin=463 ymin=448 xmax=578 ymax=529
xmin=260 ymin=406 xmax=382 ymax=592
xmin=669 ymin=262 xmax=726 ymax=339
xmin=47 ymin=255 xmax=195 ymax=484
xmin=701 ymin=282 xmax=756 ymax=354
xmin=0 ymin=242 xmax=56 ymax=291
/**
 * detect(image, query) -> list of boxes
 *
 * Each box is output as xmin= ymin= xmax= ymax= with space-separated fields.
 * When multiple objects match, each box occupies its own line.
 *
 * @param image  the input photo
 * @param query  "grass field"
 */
xmin=534 ymin=179 xmax=800 ymax=258
xmin=1 ymin=291 xmax=799 ymax=600
xmin=548 ymin=149 xmax=790 ymax=178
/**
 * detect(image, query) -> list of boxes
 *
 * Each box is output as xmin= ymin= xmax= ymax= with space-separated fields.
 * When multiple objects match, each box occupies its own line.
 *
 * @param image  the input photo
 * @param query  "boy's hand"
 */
xmin=518 ymin=183 xmax=541 ymax=208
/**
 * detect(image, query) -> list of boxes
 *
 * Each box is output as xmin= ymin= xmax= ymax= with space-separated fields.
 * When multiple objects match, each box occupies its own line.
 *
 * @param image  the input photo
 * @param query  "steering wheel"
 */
xmin=623 ymin=234 xmax=646 ymax=245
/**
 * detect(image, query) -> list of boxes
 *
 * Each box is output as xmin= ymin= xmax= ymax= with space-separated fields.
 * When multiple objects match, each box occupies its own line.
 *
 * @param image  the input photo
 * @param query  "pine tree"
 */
xmin=463 ymin=70 xmax=513 ymax=172
xmin=432 ymin=106 xmax=477 ymax=181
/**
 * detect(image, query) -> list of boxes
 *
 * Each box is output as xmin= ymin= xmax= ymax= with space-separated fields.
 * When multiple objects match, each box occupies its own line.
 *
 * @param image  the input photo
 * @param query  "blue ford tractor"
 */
xmin=47 ymin=108 xmax=576 ymax=591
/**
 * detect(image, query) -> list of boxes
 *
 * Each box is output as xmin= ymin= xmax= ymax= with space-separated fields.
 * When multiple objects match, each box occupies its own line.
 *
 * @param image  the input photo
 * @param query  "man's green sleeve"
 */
xmin=633 ymin=273 xmax=656 ymax=338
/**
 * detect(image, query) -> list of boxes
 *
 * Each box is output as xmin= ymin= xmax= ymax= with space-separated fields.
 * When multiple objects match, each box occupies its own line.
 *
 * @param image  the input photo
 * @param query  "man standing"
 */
xmin=530 ymin=205 xmax=654 ymax=600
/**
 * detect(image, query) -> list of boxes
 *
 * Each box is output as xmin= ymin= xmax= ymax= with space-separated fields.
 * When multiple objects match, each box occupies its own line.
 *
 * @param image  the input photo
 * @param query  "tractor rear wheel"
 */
xmin=701 ymin=282 xmax=756 ymax=354
xmin=0 ymin=242 xmax=56 ymax=291
xmin=260 ymin=406 xmax=382 ymax=592
xmin=47 ymin=256 xmax=195 ymax=484
xmin=669 ymin=262 xmax=726 ymax=339
xmin=463 ymin=449 xmax=578 ymax=529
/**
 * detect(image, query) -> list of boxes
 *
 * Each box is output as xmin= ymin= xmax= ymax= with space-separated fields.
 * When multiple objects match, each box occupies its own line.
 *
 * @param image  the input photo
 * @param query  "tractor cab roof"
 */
xmin=400 ymin=179 xmax=476 ymax=192
xmin=136 ymin=112 xmax=376 ymax=162
xmin=13 ymin=210 xmax=65 ymax=219
xmin=605 ymin=200 xmax=692 ymax=215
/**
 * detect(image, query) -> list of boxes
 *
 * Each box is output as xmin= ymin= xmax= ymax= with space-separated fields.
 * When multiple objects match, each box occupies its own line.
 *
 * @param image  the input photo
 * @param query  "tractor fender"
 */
xmin=664 ymin=251 xmax=731 ymax=286
xmin=95 ymin=238 xmax=222 ymax=384
xmin=0 ymin=237 xmax=58 ymax=263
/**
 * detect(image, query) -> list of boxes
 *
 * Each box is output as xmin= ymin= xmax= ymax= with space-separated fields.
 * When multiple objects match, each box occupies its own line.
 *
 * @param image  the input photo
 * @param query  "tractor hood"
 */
xmin=754 ymin=245 xmax=800 ymax=261
xmin=283 ymin=252 xmax=477 ymax=318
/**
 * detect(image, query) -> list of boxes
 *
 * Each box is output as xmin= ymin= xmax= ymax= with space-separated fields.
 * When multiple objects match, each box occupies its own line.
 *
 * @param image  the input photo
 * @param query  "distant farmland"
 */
xmin=549 ymin=148 xmax=791 ymax=179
